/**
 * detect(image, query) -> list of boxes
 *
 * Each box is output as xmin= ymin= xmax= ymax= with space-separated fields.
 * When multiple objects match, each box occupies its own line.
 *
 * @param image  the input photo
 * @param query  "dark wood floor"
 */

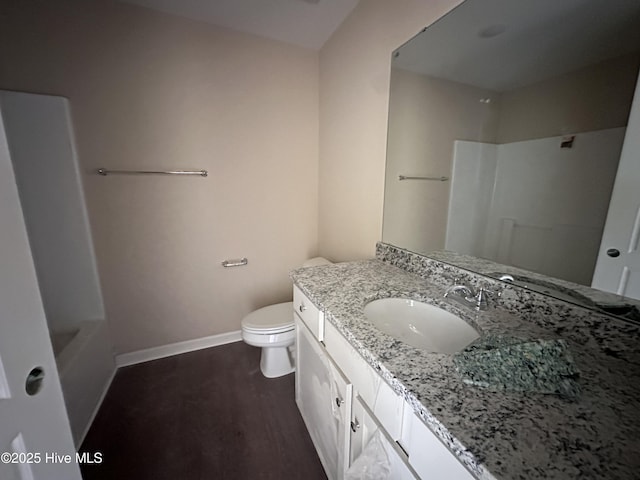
xmin=80 ymin=342 xmax=327 ymax=480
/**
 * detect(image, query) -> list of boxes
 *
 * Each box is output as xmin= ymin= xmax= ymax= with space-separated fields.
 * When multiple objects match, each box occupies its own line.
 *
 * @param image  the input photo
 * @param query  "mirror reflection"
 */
xmin=383 ymin=0 xmax=640 ymax=305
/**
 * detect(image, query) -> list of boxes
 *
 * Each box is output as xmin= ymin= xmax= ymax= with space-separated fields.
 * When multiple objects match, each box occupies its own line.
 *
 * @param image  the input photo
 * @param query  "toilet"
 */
xmin=241 ymin=257 xmax=331 ymax=378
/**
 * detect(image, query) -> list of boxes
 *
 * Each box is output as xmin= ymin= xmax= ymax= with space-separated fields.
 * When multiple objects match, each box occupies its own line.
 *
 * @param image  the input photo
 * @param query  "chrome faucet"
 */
xmin=444 ymin=283 xmax=496 ymax=311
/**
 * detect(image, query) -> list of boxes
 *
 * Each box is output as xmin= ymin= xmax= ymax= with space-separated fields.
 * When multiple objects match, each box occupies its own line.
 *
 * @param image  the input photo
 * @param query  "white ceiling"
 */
xmin=119 ymin=0 xmax=359 ymax=50
xmin=394 ymin=0 xmax=640 ymax=91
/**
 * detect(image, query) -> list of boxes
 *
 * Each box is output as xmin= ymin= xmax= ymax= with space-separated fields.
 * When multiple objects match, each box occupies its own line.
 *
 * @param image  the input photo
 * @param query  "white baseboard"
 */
xmin=76 ymin=366 xmax=117 ymax=448
xmin=115 ymin=330 xmax=243 ymax=367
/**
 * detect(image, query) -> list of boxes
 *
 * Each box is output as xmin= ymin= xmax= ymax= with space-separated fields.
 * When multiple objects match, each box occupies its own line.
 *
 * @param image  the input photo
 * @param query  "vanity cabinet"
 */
xmin=295 ymin=290 xmax=351 ymax=480
xmin=294 ymin=287 xmax=475 ymax=480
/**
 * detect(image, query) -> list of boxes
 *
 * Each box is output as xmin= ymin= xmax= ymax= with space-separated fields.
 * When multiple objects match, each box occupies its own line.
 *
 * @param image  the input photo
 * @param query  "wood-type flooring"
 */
xmin=80 ymin=341 xmax=327 ymax=480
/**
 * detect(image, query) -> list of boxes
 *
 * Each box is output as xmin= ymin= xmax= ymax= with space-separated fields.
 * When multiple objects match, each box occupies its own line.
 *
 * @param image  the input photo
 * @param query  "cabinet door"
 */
xmin=328 ymin=358 xmax=352 ymax=480
xmin=402 ymin=411 xmax=475 ymax=480
xmin=349 ymin=395 xmax=419 ymax=480
xmin=325 ymin=321 xmax=404 ymax=440
xmin=296 ymin=318 xmax=352 ymax=480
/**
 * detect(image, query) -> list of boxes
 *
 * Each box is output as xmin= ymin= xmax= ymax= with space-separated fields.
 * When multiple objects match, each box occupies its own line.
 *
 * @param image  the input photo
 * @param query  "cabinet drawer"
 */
xmin=294 ymin=285 xmax=324 ymax=341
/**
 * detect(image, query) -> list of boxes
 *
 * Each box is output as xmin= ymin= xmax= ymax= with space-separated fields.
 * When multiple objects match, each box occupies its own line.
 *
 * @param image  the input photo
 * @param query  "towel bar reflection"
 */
xmin=398 ymin=175 xmax=448 ymax=181
xmin=222 ymin=258 xmax=248 ymax=268
xmin=97 ymin=168 xmax=208 ymax=177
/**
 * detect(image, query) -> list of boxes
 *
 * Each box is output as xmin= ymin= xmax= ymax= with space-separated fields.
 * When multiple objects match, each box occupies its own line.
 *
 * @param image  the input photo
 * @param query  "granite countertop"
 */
xmin=290 ymin=259 xmax=640 ymax=480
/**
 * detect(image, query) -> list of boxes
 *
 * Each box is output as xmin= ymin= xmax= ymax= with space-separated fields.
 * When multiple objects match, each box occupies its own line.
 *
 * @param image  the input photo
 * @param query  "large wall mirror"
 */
xmin=382 ymin=0 xmax=640 ymax=313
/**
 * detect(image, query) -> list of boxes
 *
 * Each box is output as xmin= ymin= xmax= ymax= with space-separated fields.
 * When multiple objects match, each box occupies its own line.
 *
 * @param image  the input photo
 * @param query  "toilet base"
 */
xmin=260 ymin=345 xmax=294 ymax=378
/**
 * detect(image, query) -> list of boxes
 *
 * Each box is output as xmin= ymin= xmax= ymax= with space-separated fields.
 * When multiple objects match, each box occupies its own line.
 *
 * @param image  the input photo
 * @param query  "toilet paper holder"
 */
xmin=222 ymin=258 xmax=248 ymax=268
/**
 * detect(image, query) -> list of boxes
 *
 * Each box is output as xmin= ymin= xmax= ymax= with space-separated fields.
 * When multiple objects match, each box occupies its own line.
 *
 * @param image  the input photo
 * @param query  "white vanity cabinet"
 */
xmin=294 ymin=286 xmax=475 ymax=480
xmin=295 ymin=286 xmax=351 ymax=480
xmin=324 ymin=320 xmax=418 ymax=480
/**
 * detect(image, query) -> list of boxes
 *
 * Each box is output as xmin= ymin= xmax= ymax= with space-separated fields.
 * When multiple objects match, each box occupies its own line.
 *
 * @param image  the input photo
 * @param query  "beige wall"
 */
xmin=0 ymin=0 xmax=319 ymax=354
xmin=318 ymin=0 xmax=463 ymax=261
xmin=497 ymin=53 xmax=640 ymax=143
xmin=383 ymin=69 xmax=500 ymax=254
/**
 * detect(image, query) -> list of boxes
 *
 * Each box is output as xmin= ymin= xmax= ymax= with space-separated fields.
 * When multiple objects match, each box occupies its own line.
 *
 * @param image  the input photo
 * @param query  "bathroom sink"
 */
xmin=363 ymin=298 xmax=480 ymax=353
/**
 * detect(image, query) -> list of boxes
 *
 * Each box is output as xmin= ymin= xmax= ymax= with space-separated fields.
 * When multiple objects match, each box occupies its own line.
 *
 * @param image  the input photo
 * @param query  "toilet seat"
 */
xmin=241 ymin=302 xmax=293 ymax=334
xmin=241 ymin=328 xmax=295 ymax=349
xmin=242 ymin=324 xmax=293 ymax=335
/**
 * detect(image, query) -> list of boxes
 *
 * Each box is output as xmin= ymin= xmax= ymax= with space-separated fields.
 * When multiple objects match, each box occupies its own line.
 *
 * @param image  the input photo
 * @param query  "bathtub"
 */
xmin=51 ymin=319 xmax=116 ymax=447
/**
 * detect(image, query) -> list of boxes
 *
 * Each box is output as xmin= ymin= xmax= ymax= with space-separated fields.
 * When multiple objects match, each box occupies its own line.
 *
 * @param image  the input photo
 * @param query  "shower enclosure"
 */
xmin=0 ymin=90 xmax=115 ymax=446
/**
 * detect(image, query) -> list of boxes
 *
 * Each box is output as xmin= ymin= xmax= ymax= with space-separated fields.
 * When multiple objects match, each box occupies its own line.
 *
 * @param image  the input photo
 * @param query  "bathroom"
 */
xmin=0 ymin=0 xmax=639 ymax=479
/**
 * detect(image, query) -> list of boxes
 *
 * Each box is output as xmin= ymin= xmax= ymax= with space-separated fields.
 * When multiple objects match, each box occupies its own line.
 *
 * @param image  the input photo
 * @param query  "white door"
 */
xmin=0 ymin=111 xmax=81 ymax=479
xmin=592 ymin=75 xmax=640 ymax=300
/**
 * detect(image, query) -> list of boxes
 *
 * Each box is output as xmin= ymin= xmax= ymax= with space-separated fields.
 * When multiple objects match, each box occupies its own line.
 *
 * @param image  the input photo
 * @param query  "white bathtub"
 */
xmin=51 ymin=319 xmax=116 ymax=447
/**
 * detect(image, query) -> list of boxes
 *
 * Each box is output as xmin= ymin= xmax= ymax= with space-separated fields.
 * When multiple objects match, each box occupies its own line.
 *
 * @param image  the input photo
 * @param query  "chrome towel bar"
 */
xmin=398 ymin=175 xmax=448 ymax=181
xmin=97 ymin=168 xmax=208 ymax=177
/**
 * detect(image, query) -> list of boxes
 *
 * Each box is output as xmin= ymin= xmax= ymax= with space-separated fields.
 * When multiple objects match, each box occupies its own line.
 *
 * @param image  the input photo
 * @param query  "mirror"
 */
xmin=382 ymin=0 xmax=640 ymax=314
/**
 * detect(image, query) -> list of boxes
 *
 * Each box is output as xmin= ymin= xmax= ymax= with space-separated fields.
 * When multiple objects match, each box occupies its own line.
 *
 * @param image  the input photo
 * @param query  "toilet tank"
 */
xmin=302 ymin=257 xmax=331 ymax=268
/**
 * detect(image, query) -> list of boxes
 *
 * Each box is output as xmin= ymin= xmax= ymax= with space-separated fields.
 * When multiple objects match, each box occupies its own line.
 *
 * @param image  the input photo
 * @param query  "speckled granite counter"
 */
xmin=290 ymin=259 xmax=640 ymax=480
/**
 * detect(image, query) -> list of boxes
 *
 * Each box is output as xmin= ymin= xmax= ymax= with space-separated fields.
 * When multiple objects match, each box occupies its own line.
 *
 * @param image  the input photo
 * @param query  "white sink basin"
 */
xmin=363 ymin=298 xmax=480 ymax=353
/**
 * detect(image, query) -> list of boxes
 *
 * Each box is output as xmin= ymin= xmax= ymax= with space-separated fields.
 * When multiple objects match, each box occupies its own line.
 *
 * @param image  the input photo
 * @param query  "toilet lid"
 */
xmin=241 ymin=302 xmax=294 ymax=332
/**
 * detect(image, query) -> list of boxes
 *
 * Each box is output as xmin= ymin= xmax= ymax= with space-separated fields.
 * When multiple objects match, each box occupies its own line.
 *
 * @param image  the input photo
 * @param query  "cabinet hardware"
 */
xmin=335 ymin=397 xmax=344 ymax=407
xmin=350 ymin=419 xmax=360 ymax=432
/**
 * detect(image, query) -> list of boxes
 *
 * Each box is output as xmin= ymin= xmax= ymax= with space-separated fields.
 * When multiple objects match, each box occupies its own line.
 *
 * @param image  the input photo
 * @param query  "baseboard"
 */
xmin=76 ymin=365 xmax=117 ymax=448
xmin=115 ymin=330 xmax=243 ymax=367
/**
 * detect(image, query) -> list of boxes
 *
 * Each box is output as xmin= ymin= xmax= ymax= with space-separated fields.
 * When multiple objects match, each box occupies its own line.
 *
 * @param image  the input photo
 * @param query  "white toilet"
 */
xmin=241 ymin=257 xmax=331 ymax=378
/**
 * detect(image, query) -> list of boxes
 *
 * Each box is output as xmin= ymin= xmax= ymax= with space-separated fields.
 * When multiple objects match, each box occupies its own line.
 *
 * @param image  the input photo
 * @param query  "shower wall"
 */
xmin=445 ymin=141 xmax=497 ymax=257
xmin=0 ymin=91 xmax=105 ymax=333
xmin=448 ymin=127 xmax=626 ymax=285
xmin=0 ymin=90 xmax=115 ymax=445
